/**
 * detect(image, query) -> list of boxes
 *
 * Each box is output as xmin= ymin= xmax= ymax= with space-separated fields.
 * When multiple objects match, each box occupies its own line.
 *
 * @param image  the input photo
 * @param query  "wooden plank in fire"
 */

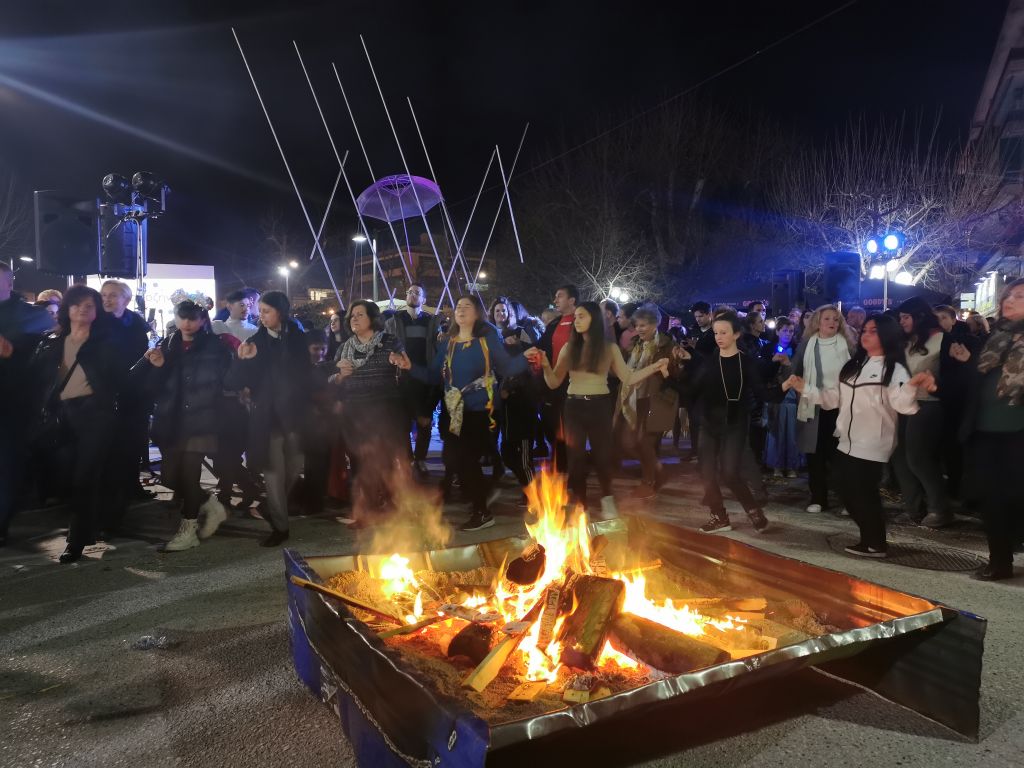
xmin=289 ymin=576 xmax=404 ymax=625
xmin=462 ymin=599 xmax=545 ymax=693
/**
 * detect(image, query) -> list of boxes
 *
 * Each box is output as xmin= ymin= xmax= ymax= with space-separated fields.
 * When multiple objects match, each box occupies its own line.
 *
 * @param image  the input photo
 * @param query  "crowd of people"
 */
xmin=0 ymin=258 xmax=1021 ymax=581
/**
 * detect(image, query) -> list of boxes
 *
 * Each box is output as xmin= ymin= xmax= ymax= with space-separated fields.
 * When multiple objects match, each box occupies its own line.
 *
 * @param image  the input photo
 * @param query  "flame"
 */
xmin=373 ymin=470 xmax=744 ymax=679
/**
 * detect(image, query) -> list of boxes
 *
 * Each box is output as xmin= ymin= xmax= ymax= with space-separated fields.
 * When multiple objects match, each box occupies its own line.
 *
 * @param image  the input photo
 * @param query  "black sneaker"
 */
xmin=699 ymin=514 xmax=732 ymax=534
xmin=746 ymin=508 xmax=769 ymax=533
xmin=459 ymin=512 xmax=495 ymax=532
xmin=844 ymin=542 xmax=887 ymax=558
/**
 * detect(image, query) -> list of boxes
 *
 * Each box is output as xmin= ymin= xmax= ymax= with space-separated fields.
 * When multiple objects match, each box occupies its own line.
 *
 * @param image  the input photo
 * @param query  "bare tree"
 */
xmin=0 ymin=173 xmax=29 ymax=263
xmin=769 ymin=115 xmax=1016 ymax=293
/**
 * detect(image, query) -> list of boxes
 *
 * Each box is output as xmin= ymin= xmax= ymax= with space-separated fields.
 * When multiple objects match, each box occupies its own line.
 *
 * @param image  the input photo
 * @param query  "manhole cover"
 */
xmin=827 ymin=534 xmax=986 ymax=572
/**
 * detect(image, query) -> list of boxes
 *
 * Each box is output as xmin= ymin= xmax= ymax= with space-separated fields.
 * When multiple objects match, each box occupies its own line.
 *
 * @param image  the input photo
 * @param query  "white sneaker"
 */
xmin=197 ymin=497 xmax=228 ymax=539
xmin=165 ymin=519 xmax=200 ymax=552
xmin=599 ymin=496 xmax=619 ymax=520
xmin=805 ymin=503 xmax=823 ymax=514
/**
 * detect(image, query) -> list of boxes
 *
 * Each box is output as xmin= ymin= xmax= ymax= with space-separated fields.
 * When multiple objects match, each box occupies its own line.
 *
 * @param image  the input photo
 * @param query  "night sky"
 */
xmin=0 ymin=0 xmax=1008 ymax=294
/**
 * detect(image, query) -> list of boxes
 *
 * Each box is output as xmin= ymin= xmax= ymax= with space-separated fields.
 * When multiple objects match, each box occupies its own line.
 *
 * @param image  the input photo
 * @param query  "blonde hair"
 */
xmin=100 ymin=280 xmax=132 ymax=301
xmin=807 ymin=304 xmax=855 ymax=352
xmin=37 ymin=289 xmax=63 ymax=303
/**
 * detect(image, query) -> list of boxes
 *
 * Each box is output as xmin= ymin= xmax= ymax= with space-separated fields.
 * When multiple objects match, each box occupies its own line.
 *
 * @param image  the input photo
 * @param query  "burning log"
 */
xmin=557 ymin=575 xmax=626 ymax=670
xmin=447 ymin=623 xmax=494 ymax=665
xmin=589 ymin=535 xmax=610 ymax=577
xmin=609 ymin=613 xmax=729 ymax=674
xmin=463 ymin=599 xmax=545 ymax=693
xmin=506 ymin=543 xmax=546 ymax=586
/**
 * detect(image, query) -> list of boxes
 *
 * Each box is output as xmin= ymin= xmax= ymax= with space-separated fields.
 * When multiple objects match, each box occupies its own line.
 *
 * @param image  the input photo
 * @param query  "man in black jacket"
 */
xmin=385 ymin=284 xmax=444 ymax=478
xmin=0 ymin=262 xmax=54 ymax=545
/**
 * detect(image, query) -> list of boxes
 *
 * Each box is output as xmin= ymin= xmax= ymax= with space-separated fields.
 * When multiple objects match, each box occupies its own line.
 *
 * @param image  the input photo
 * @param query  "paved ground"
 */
xmin=2 ymin=441 xmax=1022 ymax=768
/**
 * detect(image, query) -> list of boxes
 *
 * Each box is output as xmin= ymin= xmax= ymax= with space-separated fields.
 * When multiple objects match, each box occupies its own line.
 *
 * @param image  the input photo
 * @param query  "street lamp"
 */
xmin=865 ymin=232 xmax=905 ymax=310
xmin=278 ymin=265 xmax=290 ymax=298
xmin=18 ymin=255 xmax=32 ymax=263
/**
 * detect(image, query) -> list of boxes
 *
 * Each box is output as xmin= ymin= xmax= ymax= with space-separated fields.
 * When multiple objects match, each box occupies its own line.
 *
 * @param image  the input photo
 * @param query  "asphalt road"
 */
xmin=2 ymin=446 xmax=1022 ymax=768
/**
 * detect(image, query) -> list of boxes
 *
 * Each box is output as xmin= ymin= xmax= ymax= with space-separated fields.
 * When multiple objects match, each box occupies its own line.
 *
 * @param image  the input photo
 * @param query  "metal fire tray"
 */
xmin=283 ymin=515 xmax=986 ymax=768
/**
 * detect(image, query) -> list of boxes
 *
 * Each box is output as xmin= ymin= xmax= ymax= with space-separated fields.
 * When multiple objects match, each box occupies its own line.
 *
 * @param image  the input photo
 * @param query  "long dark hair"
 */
xmin=567 ymin=302 xmax=608 ymax=373
xmin=488 ymin=296 xmax=515 ymax=329
xmin=840 ymin=313 xmax=907 ymax=386
xmin=56 ymin=284 xmax=102 ymax=335
xmin=448 ymin=295 xmax=491 ymax=339
xmin=897 ymin=296 xmax=939 ymax=355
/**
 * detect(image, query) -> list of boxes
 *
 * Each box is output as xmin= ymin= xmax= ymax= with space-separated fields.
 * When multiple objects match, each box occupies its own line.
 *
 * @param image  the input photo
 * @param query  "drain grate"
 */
xmin=827 ymin=534 xmax=987 ymax=572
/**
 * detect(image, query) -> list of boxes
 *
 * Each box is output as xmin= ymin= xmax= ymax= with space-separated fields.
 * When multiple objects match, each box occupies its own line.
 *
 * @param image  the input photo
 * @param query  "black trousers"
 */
xmin=215 ymin=398 xmax=260 ymax=504
xmin=446 ymin=410 xmax=494 ymax=514
xmin=0 ymin=411 xmax=26 ymax=539
xmin=103 ymin=403 xmax=147 ymax=530
xmin=698 ymin=419 xmax=759 ymax=516
xmin=339 ymin=398 xmax=405 ymax=510
xmin=161 ymin=448 xmax=207 ymax=520
xmin=500 ymin=391 xmax=535 ymax=487
xmin=834 ymin=451 xmax=886 ymax=549
xmin=400 ymin=378 xmax=439 ymax=462
xmin=967 ymin=430 xmax=1024 ymax=570
xmin=541 ymin=393 xmax=567 ymax=472
xmin=564 ymin=395 xmax=614 ymax=505
xmin=55 ymin=397 xmax=114 ymax=547
xmin=807 ymin=408 xmax=839 ymax=507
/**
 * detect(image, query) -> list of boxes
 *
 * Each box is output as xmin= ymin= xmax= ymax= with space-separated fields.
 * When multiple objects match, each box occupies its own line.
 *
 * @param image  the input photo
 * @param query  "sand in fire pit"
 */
xmin=320 ymin=564 xmax=834 ymax=725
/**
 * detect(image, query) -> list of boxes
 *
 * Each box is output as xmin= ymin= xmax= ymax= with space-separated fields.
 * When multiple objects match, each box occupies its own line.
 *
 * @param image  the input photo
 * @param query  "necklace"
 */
xmin=719 ymin=353 xmax=743 ymax=402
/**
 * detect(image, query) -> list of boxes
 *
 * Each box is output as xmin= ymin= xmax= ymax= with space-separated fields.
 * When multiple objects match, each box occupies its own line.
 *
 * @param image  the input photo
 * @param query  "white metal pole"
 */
xmin=232 ymin=30 xmax=345 ymax=309
xmin=473 ymin=124 xmax=530 ymax=282
xmin=359 ymin=36 xmax=455 ymax=306
xmin=338 ymin=164 xmax=395 ymax=301
xmin=331 ymin=63 xmax=415 ymax=286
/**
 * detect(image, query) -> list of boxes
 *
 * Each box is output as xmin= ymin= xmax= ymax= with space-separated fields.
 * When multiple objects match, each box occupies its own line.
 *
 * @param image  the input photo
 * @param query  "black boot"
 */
xmin=59 ymin=544 xmax=85 ymax=564
xmin=260 ymin=529 xmax=289 ymax=548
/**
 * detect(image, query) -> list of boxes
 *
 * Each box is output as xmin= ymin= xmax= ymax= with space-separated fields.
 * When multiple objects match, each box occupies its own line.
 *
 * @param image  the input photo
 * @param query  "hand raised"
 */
xmin=237 ymin=342 xmax=258 ymax=360
xmin=949 ymin=342 xmax=971 ymax=363
xmin=145 ymin=347 xmax=165 ymax=368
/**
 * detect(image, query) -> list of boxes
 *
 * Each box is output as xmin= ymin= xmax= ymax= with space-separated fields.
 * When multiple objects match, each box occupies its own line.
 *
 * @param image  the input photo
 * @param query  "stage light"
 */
xmin=894 ymin=271 xmax=914 ymax=285
xmin=869 ymin=264 xmax=886 ymax=280
xmin=102 ymin=173 xmax=133 ymax=204
xmin=865 ymin=238 xmax=879 ymax=254
xmin=352 ymin=234 xmax=367 ymax=243
xmin=886 ymin=258 xmax=900 ymax=273
xmin=883 ymin=234 xmax=902 ymax=251
xmin=131 ymin=171 xmax=169 ymax=201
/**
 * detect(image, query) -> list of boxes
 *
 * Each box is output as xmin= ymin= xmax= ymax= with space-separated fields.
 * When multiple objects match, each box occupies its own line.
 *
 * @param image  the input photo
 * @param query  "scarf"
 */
xmin=796 ymin=334 xmax=850 ymax=422
xmin=338 ymin=331 xmax=384 ymax=369
xmin=977 ymin=318 xmax=1024 ymax=406
xmin=443 ymin=337 xmax=495 ymax=436
xmin=620 ymin=331 xmax=659 ymax=431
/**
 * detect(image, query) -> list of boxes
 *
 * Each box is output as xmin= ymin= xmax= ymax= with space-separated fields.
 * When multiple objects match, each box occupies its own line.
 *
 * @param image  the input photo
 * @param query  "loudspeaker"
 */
xmin=824 ymin=252 xmax=861 ymax=306
xmin=98 ymin=203 xmax=146 ymax=278
xmin=770 ymin=269 xmax=805 ymax=314
xmin=33 ymin=191 xmax=99 ymax=276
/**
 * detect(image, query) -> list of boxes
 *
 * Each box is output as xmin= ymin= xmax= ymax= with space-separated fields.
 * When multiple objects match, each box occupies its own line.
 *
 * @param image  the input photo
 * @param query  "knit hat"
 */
xmin=895 ymin=295 xmax=932 ymax=320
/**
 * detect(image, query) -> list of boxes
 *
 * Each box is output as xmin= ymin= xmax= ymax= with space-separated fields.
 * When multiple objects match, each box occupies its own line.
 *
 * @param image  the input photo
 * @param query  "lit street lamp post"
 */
xmin=865 ymin=234 xmax=907 ymax=310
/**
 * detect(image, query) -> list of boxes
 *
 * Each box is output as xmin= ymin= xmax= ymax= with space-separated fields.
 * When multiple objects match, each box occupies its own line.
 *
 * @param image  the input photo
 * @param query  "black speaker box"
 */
xmin=824 ymin=252 xmax=862 ymax=306
xmin=770 ymin=269 xmax=805 ymax=314
xmin=33 ymin=191 xmax=99 ymax=276
xmin=98 ymin=203 xmax=145 ymax=278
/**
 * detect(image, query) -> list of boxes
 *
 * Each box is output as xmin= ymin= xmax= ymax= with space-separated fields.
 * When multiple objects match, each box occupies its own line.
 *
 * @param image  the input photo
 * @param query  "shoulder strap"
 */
xmin=45 ymin=357 xmax=80 ymax=405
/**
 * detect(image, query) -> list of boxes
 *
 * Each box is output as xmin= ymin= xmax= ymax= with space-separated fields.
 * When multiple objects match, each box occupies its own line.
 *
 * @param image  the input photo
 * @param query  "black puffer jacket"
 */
xmin=142 ymin=330 xmax=232 ymax=448
xmin=29 ymin=329 xmax=123 ymax=412
xmin=224 ymin=321 xmax=311 ymax=470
